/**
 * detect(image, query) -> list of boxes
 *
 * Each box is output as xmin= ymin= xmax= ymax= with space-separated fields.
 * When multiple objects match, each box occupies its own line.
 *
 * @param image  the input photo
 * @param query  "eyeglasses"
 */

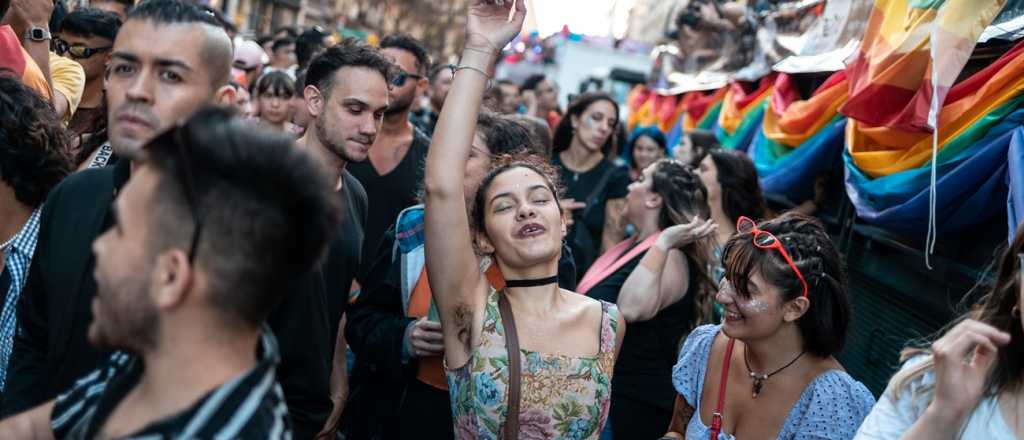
xmin=171 ymin=126 xmax=204 ymax=263
xmin=53 ymin=38 xmax=111 ymax=60
xmin=736 ymin=216 xmax=808 ymax=298
xmin=391 ymin=69 xmax=424 ymax=87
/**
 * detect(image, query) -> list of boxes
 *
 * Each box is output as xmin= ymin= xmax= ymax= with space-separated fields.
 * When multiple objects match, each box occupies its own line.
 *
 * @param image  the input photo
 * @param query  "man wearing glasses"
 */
xmin=0 ymin=106 xmax=339 ymax=439
xmin=55 ymin=8 xmax=121 ymax=141
xmin=348 ymin=33 xmax=432 ymax=282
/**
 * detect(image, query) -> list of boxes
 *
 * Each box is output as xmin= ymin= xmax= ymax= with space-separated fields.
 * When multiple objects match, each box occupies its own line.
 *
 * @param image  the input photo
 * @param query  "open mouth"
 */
xmin=517 ymin=223 xmax=547 ymax=238
xmin=724 ymin=309 xmax=744 ymax=322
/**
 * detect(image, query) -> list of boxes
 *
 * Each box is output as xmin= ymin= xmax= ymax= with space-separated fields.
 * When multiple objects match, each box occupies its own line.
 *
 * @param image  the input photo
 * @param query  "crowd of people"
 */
xmin=0 ymin=0 xmax=1021 ymax=438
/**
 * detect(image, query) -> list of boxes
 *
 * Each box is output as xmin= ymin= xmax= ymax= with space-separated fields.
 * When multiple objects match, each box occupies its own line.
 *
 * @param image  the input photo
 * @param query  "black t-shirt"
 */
xmin=586 ymin=250 xmax=698 ymax=411
xmin=348 ymin=128 xmax=430 ymax=280
xmin=551 ymin=156 xmax=630 ymax=276
xmin=323 ymin=169 xmax=368 ymax=338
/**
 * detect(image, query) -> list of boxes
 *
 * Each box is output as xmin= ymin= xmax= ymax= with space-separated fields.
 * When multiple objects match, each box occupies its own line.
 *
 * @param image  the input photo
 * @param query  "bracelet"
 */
xmin=453 ymin=64 xmax=491 ymax=79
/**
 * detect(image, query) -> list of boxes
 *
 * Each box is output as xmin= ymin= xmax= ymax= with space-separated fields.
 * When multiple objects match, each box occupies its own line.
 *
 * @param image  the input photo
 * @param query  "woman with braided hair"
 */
xmin=664 ymin=212 xmax=874 ymax=440
xmin=575 ymin=159 xmax=717 ymax=438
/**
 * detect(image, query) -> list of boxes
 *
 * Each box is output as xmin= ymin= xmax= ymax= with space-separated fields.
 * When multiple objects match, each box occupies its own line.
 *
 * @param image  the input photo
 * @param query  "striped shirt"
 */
xmin=50 ymin=328 xmax=291 ymax=439
xmin=0 ymin=207 xmax=42 ymax=392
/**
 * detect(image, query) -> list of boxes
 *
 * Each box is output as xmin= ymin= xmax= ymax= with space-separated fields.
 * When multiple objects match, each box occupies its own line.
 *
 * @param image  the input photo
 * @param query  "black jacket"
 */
xmin=1 ymin=160 xmax=339 ymax=438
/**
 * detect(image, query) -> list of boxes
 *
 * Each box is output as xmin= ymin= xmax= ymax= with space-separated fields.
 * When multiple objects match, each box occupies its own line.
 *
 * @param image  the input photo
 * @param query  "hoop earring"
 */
xmin=1013 ymin=305 xmax=1021 ymax=318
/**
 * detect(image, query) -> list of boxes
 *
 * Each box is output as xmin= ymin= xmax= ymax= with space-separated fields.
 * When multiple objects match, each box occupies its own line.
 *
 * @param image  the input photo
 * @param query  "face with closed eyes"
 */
xmin=478 ymin=167 xmax=566 ymax=271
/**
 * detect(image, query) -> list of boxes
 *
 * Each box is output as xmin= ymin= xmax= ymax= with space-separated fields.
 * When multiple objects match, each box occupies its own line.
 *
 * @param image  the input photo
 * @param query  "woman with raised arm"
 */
xmin=423 ymin=1 xmax=625 ymax=438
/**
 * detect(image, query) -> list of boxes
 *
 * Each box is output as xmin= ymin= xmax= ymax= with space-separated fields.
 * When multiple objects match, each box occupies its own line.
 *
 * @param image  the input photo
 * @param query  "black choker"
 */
xmin=505 ymin=275 xmax=559 ymax=288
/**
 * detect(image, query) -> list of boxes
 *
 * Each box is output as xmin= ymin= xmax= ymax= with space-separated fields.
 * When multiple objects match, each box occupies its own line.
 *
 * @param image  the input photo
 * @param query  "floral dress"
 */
xmin=447 ymin=288 xmax=620 ymax=440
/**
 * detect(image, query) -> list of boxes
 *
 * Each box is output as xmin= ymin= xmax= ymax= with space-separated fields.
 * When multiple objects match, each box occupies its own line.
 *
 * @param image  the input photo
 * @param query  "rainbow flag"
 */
xmin=840 ymin=0 xmax=1005 ymax=133
xmin=764 ymin=71 xmax=849 ymax=148
xmin=718 ymin=76 xmax=774 ymax=150
xmin=848 ymin=40 xmax=1024 ymax=177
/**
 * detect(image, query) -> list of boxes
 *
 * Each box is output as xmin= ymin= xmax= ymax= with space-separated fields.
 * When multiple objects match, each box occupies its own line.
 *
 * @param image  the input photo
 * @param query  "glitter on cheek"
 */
xmin=584 ymin=114 xmax=600 ymax=129
xmin=739 ymin=298 xmax=771 ymax=315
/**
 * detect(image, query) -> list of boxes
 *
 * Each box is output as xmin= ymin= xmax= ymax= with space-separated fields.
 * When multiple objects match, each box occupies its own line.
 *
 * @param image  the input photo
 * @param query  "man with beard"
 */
xmin=347 ymin=33 xmax=431 ymax=280
xmin=0 ymin=106 xmax=340 ymax=438
xmin=2 ymin=1 xmax=349 ymax=438
xmin=295 ymin=39 xmax=389 ymax=439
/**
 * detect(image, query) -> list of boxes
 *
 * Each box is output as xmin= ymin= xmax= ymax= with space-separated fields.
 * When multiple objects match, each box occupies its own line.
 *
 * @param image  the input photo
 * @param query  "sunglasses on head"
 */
xmin=391 ymin=69 xmax=424 ymax=87
xmin=53 ymin=38 xmax=111 ymax=60
xmin=736 ymin=216 xmax=809 ymax=298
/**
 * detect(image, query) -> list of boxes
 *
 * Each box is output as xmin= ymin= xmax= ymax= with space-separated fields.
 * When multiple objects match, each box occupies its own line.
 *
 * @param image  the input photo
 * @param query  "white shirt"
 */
xmin=855 ymin=355 xmax=1017 ymax=440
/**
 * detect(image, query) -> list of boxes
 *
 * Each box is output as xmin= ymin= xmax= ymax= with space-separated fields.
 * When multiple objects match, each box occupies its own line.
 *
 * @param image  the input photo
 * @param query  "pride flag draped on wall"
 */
xmin=718 ymin=75 xmax=774 ymax=152
xmin=754 ymin=71 xmax=850 ymax=199
xmin=665 ymin=89 xmax=726 ymax=150
xmin=847 ymin=41 xmax=1024 ymax=177
xmin=841 ymin=0 xmax=1006 ymax=133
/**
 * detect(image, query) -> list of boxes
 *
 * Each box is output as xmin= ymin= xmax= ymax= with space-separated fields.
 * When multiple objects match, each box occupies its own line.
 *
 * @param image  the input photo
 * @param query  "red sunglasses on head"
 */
xmin=736 ymin=216 xmax=809 ymax=298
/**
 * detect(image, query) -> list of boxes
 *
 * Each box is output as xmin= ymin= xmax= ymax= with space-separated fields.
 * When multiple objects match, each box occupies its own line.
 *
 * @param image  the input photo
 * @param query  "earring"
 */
xmin=1013 ymin=304 xmax=1021 ymax=318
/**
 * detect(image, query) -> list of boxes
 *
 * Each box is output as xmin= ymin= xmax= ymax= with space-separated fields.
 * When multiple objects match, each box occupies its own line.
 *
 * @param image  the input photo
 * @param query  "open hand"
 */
xmin=467 ymin=0 xmax=527 ymax=56
xmin=658 ymin=217 xmax=716 ymax=249
xmin=928 ymin=319 xmax=1010 ymax=419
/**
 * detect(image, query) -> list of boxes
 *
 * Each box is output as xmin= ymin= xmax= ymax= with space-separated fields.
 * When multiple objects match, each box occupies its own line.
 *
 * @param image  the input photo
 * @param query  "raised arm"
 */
xmin=423 ymin=0 xmax=526 ymax=369
xmin=617 ymin=218 xmax=715 ymax=322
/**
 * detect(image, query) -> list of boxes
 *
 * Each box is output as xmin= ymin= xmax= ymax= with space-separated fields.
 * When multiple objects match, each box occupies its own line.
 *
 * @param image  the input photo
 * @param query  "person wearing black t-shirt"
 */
xmin=294 ymin=41 xmax=391 ymax=439
xmin=577 ymin=160 xmax=716 ymax=439
xmin=551 ymin=92 xmax=630 ymax=277
xmin=348 ymin=35 xmax=434 ymax=281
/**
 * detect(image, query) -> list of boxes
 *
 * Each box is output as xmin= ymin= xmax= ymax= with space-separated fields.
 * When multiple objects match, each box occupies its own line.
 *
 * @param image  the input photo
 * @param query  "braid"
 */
xmin=723 ymin=212 xmax=851 ymax=357
xmin=650 ymin=159 xmax=716 ymax=325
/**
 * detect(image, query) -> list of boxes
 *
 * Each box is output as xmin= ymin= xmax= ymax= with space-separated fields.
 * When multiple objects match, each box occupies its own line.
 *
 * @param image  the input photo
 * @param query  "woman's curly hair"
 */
xmin=0 ymin=76 xmax=74 ymax=207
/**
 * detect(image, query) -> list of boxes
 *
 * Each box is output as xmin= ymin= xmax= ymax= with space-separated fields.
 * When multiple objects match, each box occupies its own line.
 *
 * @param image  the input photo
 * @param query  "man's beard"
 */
xmin=385 ymin=92 xmax=415 ymax=116
xmin=315 ymin=117 xmax=369 ymax=164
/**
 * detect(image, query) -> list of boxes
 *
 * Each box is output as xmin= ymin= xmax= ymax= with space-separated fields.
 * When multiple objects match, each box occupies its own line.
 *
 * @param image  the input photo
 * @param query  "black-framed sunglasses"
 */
xmin=391 ymin=69 xmax=424 ymax=87
xmin=52 ymin=38 xmax=111 ymax=60
xmin=171 ymin=126 xmax=204 ymax=263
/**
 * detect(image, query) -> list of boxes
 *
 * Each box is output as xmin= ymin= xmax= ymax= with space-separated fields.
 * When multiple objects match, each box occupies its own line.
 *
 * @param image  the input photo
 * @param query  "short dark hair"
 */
xmin=127 ymin=0 xmax=220 ymax=27
xmin=272 ymin=37 xmax=294 ymax=53
xmin=256 ymin=35 xmax=274 ymax=47
xmin=0 ymin=77 xmax=73 ymax=208
xmin=305 ymin=39 xmax=392 ymax=98
xmin=294 ymin=68 xmax=307 ymax=90
xmin=199 ymin=3 xmax=235 ymax=34
xmin=49 ymin=0 xmax=69 ymax=34
xmin=707 ymin=148 xmax=767 ymax=223
xmin=723 ymin=212 xmax=850 ymax=357
xmin=251 ymin=70 xmax=295 ymax=98
xmin=0 ymin=0 xmax=10 ymax=22
xmin=128 ymin=0 xmax=231 ymax=87
xmin=684 ymin=128 xmax=719 ymax=167
xmin=477 ymin=111 xmax=534 ymax=157
xmin=552 ymin=92 xmax=620 ymax=155
xmin=142 ymin=106 xmax=341 ymax=328
xmin=521 ymin=74 xmax=546 ymax=91
xmin=380 ymin=33 xmax=429 ymax=75
xmin=59 ymin=8 xmax=123 ymax=42
xmin=296 ymin=27 xmax=329 ymax=69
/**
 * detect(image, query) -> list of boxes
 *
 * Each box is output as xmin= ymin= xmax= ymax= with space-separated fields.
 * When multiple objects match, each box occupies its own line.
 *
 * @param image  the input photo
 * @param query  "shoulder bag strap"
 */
xmin=710 ymin=338 xmax=736 ymax=440
xmin=579 ymin=164 xmax=620 ymax=220
xmin=498 ymin=292 xmax=521 ymax=439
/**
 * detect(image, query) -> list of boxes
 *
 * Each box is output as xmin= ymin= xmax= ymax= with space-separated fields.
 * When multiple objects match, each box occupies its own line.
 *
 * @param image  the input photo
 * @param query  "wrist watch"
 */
xmin=24 ymin=26 xmax=51 ymax=42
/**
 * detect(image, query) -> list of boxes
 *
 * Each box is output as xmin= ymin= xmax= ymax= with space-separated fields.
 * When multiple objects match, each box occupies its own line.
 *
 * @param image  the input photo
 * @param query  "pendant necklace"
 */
xmin=743 ymin=344 xmax=805 ymax=399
